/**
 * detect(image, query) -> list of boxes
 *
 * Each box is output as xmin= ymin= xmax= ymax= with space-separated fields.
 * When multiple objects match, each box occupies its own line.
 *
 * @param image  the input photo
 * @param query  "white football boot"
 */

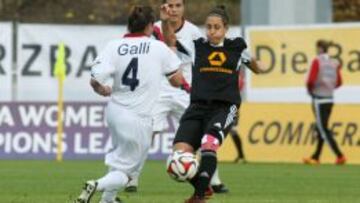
xmin=74 ymin=180 xmax=98 ymax=203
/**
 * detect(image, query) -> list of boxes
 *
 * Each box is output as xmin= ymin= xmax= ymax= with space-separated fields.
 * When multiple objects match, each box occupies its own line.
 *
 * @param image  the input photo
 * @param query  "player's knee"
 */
xmin=173 ymin=142 xmax=194 ymax=153
xmin=201 ymin=134 xmax=220 ymax=152
xmin=206 ymin=127 xmax=224 ymax=144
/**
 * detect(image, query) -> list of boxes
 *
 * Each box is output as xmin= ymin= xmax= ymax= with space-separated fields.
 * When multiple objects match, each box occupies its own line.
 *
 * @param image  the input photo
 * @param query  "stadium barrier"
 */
xmin=0 ymin=22 xmax=12 ymax=101
xmin=17 ymin=24 xmax=125 ymax=101
xmin=1 ymin=102 xmax=359 ymax=164
xmin=218 ymin=103 xmax=360 ymax=164
xmin=245 ymin=23 xmax=360 ymax=103
xmin=0 ymin=102 xmax=179 ymax=160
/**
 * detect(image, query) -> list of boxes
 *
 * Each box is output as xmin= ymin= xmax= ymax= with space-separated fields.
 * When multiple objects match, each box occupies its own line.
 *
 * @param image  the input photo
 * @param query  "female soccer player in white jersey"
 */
xmin=74 ymin=6 xmax=185 ymax=203
xmin=125 ymin=0 xmax=201 ymax=193
xmin=125 ymin=0 xmax=230 ymax=195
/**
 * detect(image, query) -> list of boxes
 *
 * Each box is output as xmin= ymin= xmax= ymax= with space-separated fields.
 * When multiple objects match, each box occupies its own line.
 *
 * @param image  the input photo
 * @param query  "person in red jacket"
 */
xmin=303 ymin=40 xmax=346 ymax=165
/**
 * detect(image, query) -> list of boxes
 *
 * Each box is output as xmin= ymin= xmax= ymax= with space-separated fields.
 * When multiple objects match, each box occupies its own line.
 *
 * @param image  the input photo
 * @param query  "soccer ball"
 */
xmin=166 ymin=150 xmax=199 ymax=182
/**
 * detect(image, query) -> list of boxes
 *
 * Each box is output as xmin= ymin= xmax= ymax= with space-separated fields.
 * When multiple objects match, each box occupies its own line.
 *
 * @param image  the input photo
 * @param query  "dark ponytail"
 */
xmin=208 ymin=5 xmax=230 ymax=26
xmin=316 ymin=39 xmax=333 ymax=53
xmin=128 ymin=6 xmax=155 ymax=33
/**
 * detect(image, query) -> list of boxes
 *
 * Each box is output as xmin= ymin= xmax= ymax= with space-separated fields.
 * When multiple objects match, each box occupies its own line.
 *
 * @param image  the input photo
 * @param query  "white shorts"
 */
xmin=152 ymin=93 xmax=190 ymax=132
xmin=104 ymin=102 xmax=152 ymax=175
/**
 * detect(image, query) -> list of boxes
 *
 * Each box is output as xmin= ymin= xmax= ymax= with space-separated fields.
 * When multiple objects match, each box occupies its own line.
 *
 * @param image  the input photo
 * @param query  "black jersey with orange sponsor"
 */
xmin=189 ymin=37 xmax=247 ymax=105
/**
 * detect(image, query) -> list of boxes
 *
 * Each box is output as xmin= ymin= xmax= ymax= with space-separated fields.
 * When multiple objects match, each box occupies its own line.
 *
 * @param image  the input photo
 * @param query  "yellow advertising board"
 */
xmin=218 ymin=103 xmax=360 ymax=164
xmin=247 ymin=24 xmax=360 ymax=88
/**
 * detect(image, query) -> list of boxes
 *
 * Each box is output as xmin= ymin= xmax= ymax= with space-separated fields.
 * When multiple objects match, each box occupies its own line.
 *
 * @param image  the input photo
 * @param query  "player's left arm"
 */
xmin=163 ymin=58 xmax=191 ymax=92
xmin=166 ymin=69 xmax=191 ymax=93
xmin=241 ymin=49 xmax=264 ymax=74
xmin=167 ymin=70 xmax=184 ymax=87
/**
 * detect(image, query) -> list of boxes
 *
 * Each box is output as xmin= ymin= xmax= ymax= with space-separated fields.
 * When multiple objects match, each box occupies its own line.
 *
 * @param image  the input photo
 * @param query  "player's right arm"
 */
xmin=160 ymin=4 xmax=177 ymax=48
xmin=158 ymin=41 xmax=190 ymax=90
xmin=90 ymin=42 xmax=116 ymax=97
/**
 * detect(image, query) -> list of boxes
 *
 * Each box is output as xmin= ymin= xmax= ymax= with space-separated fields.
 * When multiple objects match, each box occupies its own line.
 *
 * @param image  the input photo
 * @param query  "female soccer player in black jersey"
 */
xmin=161 ymin=4 xmax=263 ymax=203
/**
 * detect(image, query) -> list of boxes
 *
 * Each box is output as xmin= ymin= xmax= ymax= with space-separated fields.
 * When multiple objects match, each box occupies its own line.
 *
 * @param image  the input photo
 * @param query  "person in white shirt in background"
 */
xmin=303 ymin=39 xmax=346 ymax=165
xmin=74 ymin=5 xmax=186 ymax=203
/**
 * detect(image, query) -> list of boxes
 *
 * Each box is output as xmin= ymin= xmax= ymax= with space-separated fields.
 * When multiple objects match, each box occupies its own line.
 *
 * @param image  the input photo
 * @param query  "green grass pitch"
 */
xmin=0 ymin=160 xmax=359 ymax=203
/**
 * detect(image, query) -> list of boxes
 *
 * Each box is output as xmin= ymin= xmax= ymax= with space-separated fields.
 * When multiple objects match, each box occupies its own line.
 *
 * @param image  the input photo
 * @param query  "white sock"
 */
xmin=210 ymin=167 xmax=222 ymax=185
xmin=126 ymin=145 xmax=148 ymax=187
xmin=96 ymin=170 xmax=129 ymax=202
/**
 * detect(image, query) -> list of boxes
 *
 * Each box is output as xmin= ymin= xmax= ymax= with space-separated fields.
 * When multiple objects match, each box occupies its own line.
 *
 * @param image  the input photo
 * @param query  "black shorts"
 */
xmin=174 ymin=101 xmax=239 ymax=151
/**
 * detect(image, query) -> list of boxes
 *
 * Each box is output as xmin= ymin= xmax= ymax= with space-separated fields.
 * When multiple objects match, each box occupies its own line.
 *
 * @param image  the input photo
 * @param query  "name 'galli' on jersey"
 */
xmin=118 ymin=42 xmax=150 ymax=56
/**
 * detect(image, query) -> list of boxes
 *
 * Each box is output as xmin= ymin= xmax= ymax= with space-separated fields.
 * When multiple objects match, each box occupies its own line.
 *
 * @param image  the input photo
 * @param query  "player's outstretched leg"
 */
xmin=187 ymin=134 xmax=220 ymax=202
xmin=97 ymin=170 xmax=128 ymax=203
xmin=74 ymin=170 xmax=127 ymax=203
xmin=125 ymin=131 xmax=157 ymax=193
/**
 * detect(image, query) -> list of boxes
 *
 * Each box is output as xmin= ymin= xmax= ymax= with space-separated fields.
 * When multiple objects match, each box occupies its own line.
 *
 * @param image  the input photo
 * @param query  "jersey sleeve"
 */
xmin=191 ymin=25 xmax=204 ymax=40
xmin=152 ymin=25 xmax=164 ymax=41
xmin=90 ymin=42 xmax=116 ymax=84
xmin=161 ymin=43 xmax=182 ymax=77
xmin=306 ymin=58 xmax=320 ymax=93
xmin=233 ymin=38 xmax=250 ymax=69
xmin=176 ymin=38 xmax=196 ymax=64
xmin=239 ymin=49 xmax=252 ymax=69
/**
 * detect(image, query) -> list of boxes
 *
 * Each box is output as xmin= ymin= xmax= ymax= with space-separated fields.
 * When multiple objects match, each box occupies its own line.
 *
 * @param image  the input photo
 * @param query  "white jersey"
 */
xmin=312 ymin=54 xmax=340 ymax=98
xmin=155 ymin=20 xmax=203 ymax=96
xmin=91 ymin=35 xmax=181 ymax=116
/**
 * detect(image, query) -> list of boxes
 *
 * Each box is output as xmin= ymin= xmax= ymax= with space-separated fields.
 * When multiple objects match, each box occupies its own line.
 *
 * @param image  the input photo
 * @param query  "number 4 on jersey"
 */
xmin=122 ymin=57 xmax=139 ymax=91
